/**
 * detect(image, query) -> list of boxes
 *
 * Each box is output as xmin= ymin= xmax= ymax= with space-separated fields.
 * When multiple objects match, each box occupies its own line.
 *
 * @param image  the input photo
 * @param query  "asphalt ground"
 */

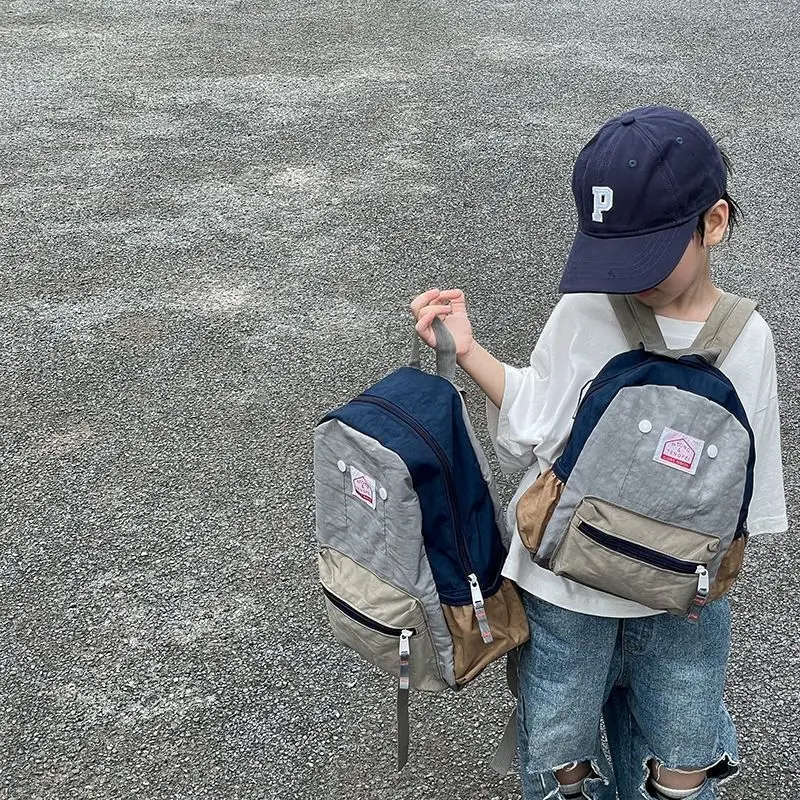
xmin=1 ymin=1 xmax=799 ymax=798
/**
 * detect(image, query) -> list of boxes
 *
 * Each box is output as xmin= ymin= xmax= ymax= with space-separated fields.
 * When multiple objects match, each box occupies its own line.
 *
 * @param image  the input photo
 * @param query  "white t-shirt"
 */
xmin=487 ymin=293 xmax=788 ymax=618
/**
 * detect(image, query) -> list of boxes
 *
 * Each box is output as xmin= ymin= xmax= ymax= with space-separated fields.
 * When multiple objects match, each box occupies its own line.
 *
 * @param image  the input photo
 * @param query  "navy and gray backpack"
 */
xmin=516 ymin=292 xmax=757 ymax=620
xmin=313 ymin=320 xmax=528 ymax=769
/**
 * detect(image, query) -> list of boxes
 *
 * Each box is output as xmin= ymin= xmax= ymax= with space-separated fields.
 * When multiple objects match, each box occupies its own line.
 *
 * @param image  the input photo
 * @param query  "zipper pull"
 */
xmin=687 ymin=566 xmax=710 ymax=623
xmin=398 ymin=629 xmax=413 ymax=690
xmin=468 ymin=573 xmax=494 ymax=644
xmin=572 ymin=379 xmax=594 ymax=419
xmin=696 ymin=565 xmax=710 ymax=595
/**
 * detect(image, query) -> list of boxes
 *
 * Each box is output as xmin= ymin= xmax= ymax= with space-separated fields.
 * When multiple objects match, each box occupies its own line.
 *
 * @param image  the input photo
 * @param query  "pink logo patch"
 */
xmin=660 ymin=436 xmax=696 ymax=470
xmin=353 ymin=475 xmax=374 ymax=505
xmin=350 ymin=466 xmax=377 ymax=509
xmin=653 ymin=427 xmax=705 ymax=476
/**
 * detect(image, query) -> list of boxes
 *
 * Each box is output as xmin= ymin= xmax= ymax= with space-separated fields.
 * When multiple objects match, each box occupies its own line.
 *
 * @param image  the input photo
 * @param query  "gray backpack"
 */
xmin=314 ymin=321 xmax=529 ymax=769
xmin=515 ymin=293 xmax=757 ymax=618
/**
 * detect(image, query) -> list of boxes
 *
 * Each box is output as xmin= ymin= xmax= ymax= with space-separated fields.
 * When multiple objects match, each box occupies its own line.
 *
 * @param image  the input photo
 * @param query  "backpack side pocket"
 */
xmin=708 ymin=534 xmax=746 ymax=600
xmin=515 ymin=468 xmax=565 ymax=553
xmin=318 ymin=548 xmax=450 ymax=692
xmin=442 ymin=578 xmax=529 ymax=685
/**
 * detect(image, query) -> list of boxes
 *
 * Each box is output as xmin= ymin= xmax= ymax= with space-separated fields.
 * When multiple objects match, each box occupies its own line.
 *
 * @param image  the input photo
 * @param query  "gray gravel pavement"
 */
xmin=2 ymin=1 xmax=799 ymax=798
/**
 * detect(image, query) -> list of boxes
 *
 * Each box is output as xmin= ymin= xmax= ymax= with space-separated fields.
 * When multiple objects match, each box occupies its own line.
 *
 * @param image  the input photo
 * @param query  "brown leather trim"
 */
xmin=515 ymin=468 xmax=565 ymax=553
xmin=708 ymin=535 xmax=747 ymax=601
xmin=443 ymin=579 xmax=530 ymax=686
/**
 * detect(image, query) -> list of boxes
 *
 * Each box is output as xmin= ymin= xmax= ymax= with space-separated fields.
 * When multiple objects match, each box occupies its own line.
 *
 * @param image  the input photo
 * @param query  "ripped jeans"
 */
xmin=517 ymin=593 xmax=739 ymax=800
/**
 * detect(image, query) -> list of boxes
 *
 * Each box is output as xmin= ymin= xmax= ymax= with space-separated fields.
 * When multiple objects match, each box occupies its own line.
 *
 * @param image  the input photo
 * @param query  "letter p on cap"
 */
xmin=592 ymin=186 xmax=614 ymax=222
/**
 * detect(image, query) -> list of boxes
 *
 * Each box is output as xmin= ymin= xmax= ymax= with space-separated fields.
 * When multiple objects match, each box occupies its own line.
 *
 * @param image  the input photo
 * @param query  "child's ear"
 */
xmin=703 ymin=200 xmax=730 ymax=247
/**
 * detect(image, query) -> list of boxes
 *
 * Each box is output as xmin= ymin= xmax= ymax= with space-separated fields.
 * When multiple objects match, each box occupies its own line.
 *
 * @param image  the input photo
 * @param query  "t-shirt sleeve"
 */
xmin=485 ymin=342 xmax=551 ymax=475
xmin=747 ymin=398 xmax=787 ymax=534
xmin=746 ymin=327 xmax=788 ymax=535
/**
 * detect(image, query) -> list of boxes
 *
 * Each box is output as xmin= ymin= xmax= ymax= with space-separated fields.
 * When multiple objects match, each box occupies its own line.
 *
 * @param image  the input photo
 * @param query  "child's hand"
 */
xmin=409 ymin=289 xmax=475 ymax=359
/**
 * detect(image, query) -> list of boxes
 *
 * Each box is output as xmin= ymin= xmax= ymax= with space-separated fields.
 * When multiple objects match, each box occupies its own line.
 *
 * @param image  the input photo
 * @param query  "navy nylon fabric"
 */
xmin=326 ymin=366 xmax=505 ymax=606
xmin=553 ymin=350 xmax=755 ymax=536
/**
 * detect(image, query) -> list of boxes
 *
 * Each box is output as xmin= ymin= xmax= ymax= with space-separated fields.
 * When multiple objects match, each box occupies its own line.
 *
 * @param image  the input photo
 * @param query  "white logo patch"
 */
xmin=591 ymin=186 xmax=614 ymax=222
xmin=653 ymin=427 xmax=705 ymax=475
xmin=350 ymin=466 xmax=377 ymax=509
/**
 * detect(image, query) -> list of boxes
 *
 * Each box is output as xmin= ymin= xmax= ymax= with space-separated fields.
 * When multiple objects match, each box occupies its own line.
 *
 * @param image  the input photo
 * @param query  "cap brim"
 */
xmin=558 ymin=217 xmax=698 ymax=294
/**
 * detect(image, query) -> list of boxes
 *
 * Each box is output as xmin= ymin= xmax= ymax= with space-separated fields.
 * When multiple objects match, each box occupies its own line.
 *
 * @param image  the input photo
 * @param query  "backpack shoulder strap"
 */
xmin=607 ymin=294 xmax=667 ymax=351
xmin=690 ymin=292 xmax=758 ymax=366
xmin=608 ymin=292 xmax=757 ymax=366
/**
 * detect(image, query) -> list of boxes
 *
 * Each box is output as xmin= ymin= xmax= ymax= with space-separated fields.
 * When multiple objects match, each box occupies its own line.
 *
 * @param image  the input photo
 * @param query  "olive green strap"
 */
xmin=608 ymin=292 xmax=757 ymax=366
xmin=689 ymin=293 xmax=758 ymax=366
xmin=607 ymin=294 xmax=667 ymax=351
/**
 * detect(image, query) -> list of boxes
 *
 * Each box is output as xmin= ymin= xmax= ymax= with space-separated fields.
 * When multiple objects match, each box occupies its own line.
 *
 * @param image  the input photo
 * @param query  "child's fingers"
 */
xmin=410 ymin=289 xmax=464 ymax=319
xmin=435 ymin=289 xmax=464 ymax=303
xmin=417 ymin=303 xmax=453 ymax=319
xmin=447 ymin=291 xmax=467 ymax=314
xmin=409 ymin=288 xmax=441 ymax=318
xmin=414 ymin=311 xmax=440 ymax=346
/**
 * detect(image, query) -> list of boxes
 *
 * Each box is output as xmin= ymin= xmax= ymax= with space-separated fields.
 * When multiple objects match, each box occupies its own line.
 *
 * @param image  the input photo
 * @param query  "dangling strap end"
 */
xmin=396 ymin=630 xmax=413 ymax=770
xmin=489 ymin=707 xmax=518 ymax=775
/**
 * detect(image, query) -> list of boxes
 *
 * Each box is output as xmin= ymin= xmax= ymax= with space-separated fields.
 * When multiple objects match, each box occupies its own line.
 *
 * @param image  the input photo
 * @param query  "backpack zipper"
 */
xmin=322 ymin=586 xmax=417 ymax=637
xmin=577 ymin=521 xmax=701 ymax=573
xmin=351 ymin=394 xmax=494 ymax=642
xmin=324 ymin=592 xmax=416 ymax=698
xmin=398 ymin=629 xmax=413 ymax=690
xmin=574 ymin=355 xmax=736 ymax=419
xmin=576 ymin=520 xmax=710 ymax=617
xmin=352 ymin=394 xmax=473 ymax=574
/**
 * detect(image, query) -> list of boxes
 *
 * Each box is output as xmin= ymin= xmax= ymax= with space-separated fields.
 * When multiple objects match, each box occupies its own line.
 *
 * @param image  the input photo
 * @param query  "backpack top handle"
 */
xmin=410 ymin=316 xmax=457 ymax=383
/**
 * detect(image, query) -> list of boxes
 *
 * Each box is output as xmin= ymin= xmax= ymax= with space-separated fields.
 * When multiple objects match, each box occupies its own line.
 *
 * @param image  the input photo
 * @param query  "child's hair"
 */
xmin=697 ymin=149 xmax=742 ymax=242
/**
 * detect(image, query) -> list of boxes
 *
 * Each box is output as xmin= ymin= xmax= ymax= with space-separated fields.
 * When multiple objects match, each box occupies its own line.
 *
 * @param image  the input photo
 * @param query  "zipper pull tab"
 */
xmin=687 ymin=566 xmax=710 ymax=623
xmin=468 ymin=573 xmax=494 ymax=644
xmin=696 ymin=565 xmax=710 ymax=596
xmin=572 ymin=379 xmax=594 ymax=420
xmin=398 ymin=629 xmax=413 ymax=690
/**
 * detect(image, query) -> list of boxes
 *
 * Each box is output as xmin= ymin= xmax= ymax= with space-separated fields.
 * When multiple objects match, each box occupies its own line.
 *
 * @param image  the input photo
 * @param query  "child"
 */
xmin=410 ymin=106 xmax=787 ymax=800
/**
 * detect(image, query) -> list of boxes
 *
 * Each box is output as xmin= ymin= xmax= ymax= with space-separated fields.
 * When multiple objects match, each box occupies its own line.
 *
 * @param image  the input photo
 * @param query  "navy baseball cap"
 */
xmin=559 ymin=106 xmax=728 ymax=294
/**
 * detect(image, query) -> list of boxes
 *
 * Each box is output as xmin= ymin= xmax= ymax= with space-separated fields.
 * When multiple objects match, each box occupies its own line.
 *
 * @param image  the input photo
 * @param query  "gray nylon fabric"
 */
xmin=314 ymin=419 xmax=457 ymax=689
xmin=537 ymin=385 xmax=751 ymax=591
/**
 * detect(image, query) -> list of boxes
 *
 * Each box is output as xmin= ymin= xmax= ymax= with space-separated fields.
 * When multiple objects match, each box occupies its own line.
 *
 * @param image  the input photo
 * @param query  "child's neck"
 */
xmin=655 ymin=279 xmax=722 ymax=322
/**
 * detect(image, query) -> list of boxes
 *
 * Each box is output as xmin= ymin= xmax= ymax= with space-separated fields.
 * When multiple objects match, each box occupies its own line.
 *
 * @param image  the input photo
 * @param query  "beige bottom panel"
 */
xmin=552 ymin=526 xmax=700 ymax=614
xmin=319 ymin=549 xmax=448 ymax=692
xmin=551 ymin=498 xmax=723 ymax=615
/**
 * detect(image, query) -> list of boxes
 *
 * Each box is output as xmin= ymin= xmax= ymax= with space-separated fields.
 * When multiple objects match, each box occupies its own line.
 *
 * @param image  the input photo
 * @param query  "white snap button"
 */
xmin=638 ymin=420 xmax=652 ymax=434
xmin=337 ymin=460 xmax=347 ymax=472
xmin=379 ymin=487 xmax=388 ymax=501
xmin=707 ymin=445 xmax=718 ymax=459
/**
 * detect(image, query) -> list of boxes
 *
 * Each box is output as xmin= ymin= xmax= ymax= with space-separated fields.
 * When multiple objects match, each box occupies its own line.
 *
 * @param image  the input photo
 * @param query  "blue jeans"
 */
xmin=516 ymin=592 xmax=739 ymax=800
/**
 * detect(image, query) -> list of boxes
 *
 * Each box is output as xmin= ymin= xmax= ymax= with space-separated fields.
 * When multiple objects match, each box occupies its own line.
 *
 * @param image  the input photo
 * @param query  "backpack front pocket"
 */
xmin=550 ymin=497 xmax=721 ymax=617
xmin=318 ymin=548 xmax=448 ymax=691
